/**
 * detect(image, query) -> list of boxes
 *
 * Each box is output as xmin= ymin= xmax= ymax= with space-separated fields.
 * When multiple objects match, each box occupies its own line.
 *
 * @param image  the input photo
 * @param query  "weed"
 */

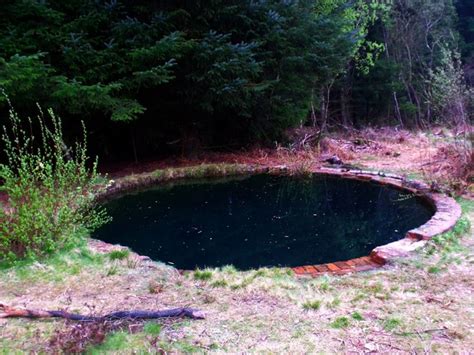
xmin=427 ymin=265 xmax=442 ymax=274
xmin=367 ymin=282 xmax=384 ymax=294
xmin=126 ymin=257 xmax=140 ymax=269
xmin=328 ymin=297 xmax=341 ymax=309
xmin=105 ymin=263 xmax=119 ymax=276
xmin=88 ymin=331 xmax=129 ymax=353
xmin=108 ymin=250 xmax=130 ymax=261
xmin=148 ymin=280 xmax=164 ymax=294
xmin=383 ymin=317 xmax=402 ymax=331
xmin=330 ymin=317 xmax=350 ymax=329
xmin=351 ymin=312 xmax=364 ymax=321
xmin=211 ymin=279 xmax=228 ymax=288
xmin=230 ymin=277 xmax=254 ymax=290
xmin=220 ymin=265 xmax=238 ymax=274
xmin=318 ymin=276 xmax=332 ymax=291
xmin=302 ymin=300 xmax=321 ymax=311
xmin=194 ymin=269 xmax=213 ymax=281
xmin=456 ymin=198 xmax=474 ymax=214
xmin=351 ymin=293 xmax=366 ymax=303
xmin=143 ymin=322 xmax=162 ymax=336
xmin=253 ymin=269 xmax=267 ymax=277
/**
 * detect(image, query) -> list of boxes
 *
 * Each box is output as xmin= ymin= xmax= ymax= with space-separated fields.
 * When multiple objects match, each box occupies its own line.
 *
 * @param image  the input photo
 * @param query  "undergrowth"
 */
xmin=0 ymin=105 xmax=109 ymax=266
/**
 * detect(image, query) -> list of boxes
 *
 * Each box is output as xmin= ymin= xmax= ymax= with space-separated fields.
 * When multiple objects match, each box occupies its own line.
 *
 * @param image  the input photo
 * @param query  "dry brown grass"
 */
xmin=1 ymin=127 xmax=473 ymax=352
xmin=0 ymin=207 xmax=473 ymax=353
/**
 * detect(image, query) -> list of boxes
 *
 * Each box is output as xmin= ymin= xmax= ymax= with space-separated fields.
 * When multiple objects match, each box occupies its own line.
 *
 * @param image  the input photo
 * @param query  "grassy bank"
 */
xmin=1 ymin=198 xmax=472 ymax=353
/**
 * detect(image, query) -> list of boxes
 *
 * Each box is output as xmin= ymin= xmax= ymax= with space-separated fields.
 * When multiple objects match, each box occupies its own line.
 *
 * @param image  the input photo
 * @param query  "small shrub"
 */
xmin=330 ymin=316 xmax=350 ymax=329
xmin=0 ymin=106 xmax=110 ymax=265
xmin=108 ymin=250 xmax=130 ymax=261
xmin=302 ymin=300 xmax=321 ymax=311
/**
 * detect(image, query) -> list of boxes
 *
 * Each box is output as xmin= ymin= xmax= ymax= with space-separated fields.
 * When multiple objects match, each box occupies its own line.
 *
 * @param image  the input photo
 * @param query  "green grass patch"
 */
xmin=88 ymin=331 xmax=133 ymax=353
xmin=302 ymin=300 xmax=321 ymax=311
xmin=383 ymin=317 xmax=402 ymax=331
xmin=456 ymin=197 xmax=474 ymax=214
xmin=0 ymin=245 xmax=105 ymax=285
xmin=330 ymin=316 xmax=350 ymax=329
xmin=351 ymin=312 xmax=364 ymax=321
xmin=194 ymin=269 xmax=213 ymax=281
xmin=143 ymin=322 xmax=162 ymax=336
xmin=427 ymin=265 xmax=442 ymax=274
xmin=108 ymin=249 xmax=130 ymax=261
xmin=211 ymin=279 xmax=228 ymax=288
xmin=327 ymin=297 xmax=341 ymax=309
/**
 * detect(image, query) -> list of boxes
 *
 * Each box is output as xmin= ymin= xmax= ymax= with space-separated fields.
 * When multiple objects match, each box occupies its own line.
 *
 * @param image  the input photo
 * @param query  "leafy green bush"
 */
xmin=0 ymin=106 xmax=109 ymax=265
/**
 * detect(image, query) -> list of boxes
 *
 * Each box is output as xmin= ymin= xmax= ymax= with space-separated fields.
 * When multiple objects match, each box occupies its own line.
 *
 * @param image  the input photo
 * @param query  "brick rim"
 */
xmin=291 ymin=167 xmax=462 ymax=278
xmin=93 ymin=164 xmax=462 ymax=276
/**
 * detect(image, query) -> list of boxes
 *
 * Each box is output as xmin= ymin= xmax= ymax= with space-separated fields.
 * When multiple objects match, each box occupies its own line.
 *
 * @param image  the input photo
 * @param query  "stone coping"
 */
xmin=93 ymin=164 xmax=462 ymax=277
xmin=292 ymin=167 xmax=462 ymax=277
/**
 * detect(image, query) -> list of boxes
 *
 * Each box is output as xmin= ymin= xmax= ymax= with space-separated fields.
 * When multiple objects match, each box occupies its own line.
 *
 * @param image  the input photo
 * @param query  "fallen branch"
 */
xmin=0 ymin=304 xmax=205 ymax=321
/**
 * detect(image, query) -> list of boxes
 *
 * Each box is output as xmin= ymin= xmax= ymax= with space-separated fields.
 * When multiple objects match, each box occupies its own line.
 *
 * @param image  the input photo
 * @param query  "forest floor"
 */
xmin=1 ymin=128 xmax=473 ymax=353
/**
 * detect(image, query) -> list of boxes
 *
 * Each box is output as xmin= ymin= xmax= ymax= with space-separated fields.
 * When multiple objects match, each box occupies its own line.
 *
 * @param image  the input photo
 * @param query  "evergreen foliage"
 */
xmin=0 ymin=0 xmax=471 ymax=158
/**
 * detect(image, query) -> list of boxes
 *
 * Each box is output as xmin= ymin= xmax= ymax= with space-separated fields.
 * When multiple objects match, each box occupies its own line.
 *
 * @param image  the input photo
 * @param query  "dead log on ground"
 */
xmin=0 ymin=304 xmax=205 ymax=321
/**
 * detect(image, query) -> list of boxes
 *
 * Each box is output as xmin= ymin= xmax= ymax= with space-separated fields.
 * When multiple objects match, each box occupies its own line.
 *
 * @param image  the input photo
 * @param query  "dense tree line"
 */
xmin=344 ymin=0 xmax=472 ymax=129
xmin=0 ymin=0 xmax=472 ymax=160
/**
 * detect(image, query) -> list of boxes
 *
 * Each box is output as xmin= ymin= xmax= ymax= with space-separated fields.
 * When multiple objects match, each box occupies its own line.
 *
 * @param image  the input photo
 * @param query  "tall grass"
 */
xmin=0 ymin=105 xmax=109 ymax=265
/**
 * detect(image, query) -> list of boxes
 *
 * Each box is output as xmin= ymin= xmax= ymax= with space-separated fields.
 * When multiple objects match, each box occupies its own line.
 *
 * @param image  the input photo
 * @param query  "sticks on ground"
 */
xmin=0 ymin=303 xmax=205 ymax=321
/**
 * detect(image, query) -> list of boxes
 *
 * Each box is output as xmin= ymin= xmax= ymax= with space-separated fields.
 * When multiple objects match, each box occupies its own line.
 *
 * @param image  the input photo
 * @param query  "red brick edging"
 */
xmin=291 ymin=167 xmax=462 ymax=278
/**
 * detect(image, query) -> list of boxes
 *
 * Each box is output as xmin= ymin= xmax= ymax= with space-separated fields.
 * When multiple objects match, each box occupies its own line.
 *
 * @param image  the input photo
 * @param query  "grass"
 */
xmin=302 ymin=300 xmax=321 ymax=310
xmin=1 ymin=206 xmax=472 ymax=352
xmin=383 ymin=317 xmax=403 ymax=332
xmin=210 ymin=279 xmax=228 ymax=288
xmin=1 ymin=173 xmax=473 ymax=352
xmin=143 ymin=322 xmax=162 ymax=335
xmin=330 ymin=316 xmax=350 ymax=329
xmin=351 ymin=312 xmax=364 ymax=321
xmin=194 ymin=268 xmax=213 ymax=281
xmin=111 ymin=163 xmax=262 ymax=195
xmin=108 ymin=249 xmax=130 ymax=261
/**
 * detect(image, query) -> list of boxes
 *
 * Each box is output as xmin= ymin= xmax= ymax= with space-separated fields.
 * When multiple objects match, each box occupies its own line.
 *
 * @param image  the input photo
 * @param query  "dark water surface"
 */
xmin=94 ymin=174 xmax=434 ymax=270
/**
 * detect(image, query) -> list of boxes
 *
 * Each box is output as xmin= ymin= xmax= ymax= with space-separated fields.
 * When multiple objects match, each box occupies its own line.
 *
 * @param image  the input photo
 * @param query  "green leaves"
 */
xmin=0 ymin=54 xmax=53 ymax=105
xmin=110 ymin=99 xmax=146 ymax=122
xmin=0 ymin=0 xmax=370 ymax=151
xmin=0 ymin=106 xmax=110 ymax=265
